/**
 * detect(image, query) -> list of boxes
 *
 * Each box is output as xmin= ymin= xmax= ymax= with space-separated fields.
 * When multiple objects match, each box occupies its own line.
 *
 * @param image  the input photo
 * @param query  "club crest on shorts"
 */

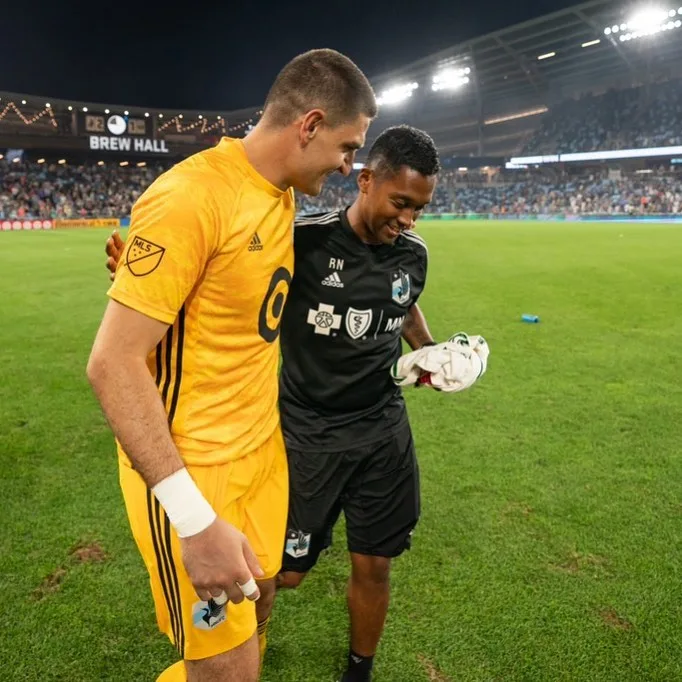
xmin=391 ymin=270 xmax=411 ymax=305
xmin=192 ymin=596 xmax=227 ymax=631
xmin=285 ymin=529 xmax=311 ymax=558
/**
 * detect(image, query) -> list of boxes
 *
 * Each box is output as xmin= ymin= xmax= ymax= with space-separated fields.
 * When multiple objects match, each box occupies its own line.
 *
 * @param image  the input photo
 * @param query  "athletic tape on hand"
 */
xmin=213 ymin=591 xmax=228 ymax=606
xmin=238 ymin=578 xmax=259 ymax=598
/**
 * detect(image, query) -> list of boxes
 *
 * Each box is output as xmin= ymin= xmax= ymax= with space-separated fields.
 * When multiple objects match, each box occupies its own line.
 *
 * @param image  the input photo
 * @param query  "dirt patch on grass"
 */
xmin=70 ymin=540 xmax=108 ymax=564
xmin=551 ymin=551 xmax=610 ymax=576
xmin=31 ymin=567 xmax=67 ymax=601
xmin=599 ymin=607 xmax=633 ymax=631
xmin=31 ymin=540 xmax=108 ymax=601
xmin=417 ymin=654 xmax=451 ymax=682
xmin=501 ymin=502 xmax=533 ymax=519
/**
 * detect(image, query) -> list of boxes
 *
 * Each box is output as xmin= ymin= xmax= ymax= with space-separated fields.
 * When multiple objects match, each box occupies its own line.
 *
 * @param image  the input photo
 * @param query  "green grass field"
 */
xmin=2 ymin=221 xmax=682 ymax=681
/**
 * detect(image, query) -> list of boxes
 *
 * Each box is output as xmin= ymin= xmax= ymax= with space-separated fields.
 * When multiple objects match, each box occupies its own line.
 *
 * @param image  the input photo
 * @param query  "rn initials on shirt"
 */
xmin=328 ymin=258 xmax=344 ymax=271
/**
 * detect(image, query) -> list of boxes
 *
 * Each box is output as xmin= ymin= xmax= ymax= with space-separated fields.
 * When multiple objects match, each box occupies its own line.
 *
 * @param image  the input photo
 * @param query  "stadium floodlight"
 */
xmin=376 ymin=82 xmax=419 ymax=106
xmin=537 ymin=51 xmax=556 ymax=60
xmin=432 ymin=67 xmax=471 ymax=92
xmin=582 ymin=38 xmax=601 ymax=47
xmin=605 ymin=7 xmax=682 ymax=40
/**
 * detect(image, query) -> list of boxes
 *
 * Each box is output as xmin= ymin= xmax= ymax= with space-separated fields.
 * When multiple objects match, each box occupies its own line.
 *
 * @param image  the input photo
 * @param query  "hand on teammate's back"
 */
xmin=105 ymin=230 xmax=125 ymax=280
xmin=181 ymin=516 xmax=264 ymax=604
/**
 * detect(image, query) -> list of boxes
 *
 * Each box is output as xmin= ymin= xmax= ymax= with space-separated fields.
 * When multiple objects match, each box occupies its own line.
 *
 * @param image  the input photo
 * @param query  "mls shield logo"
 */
xmin=345 ymin=308 xmax=373 ymax=339
xmin=125 ymin=236 xmax=166 ymax=276
xmin=192 ymin=597 xmax=227 ymax=631
xmin=285 ymin=529 xmax=311 ymax=559
xmin=391 ymin=270 xmax=411 ymax=305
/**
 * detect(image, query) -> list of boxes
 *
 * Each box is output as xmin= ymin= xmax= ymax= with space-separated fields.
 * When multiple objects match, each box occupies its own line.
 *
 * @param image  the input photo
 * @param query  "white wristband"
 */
xmin=151 ymin=468 xmax=217 ymax=538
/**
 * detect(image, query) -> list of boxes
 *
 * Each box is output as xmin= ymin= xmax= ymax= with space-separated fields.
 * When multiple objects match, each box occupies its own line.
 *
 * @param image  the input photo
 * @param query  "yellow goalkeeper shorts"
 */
xmin=118 ymin=428 xmax=288 ymax=661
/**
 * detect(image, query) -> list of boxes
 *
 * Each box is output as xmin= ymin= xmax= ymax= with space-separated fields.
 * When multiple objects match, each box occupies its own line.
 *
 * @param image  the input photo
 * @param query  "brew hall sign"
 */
xmin=88 ymin=114 xmax=169 ymax=154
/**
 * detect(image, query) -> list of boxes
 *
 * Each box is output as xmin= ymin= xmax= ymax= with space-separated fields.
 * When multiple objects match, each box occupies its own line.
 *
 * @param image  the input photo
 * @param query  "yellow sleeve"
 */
xmin=107 ymin=175 xmax=221 ymax=325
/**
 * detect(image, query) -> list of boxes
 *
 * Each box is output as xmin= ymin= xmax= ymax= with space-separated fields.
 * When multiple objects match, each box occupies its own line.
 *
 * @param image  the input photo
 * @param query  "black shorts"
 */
xmin=281 ymin=421 xmax=420 ymax=573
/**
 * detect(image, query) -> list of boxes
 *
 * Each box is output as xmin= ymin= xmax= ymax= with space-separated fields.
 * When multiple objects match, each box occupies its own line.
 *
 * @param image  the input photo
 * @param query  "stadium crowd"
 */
xmin=0 ymin=158 xmax=168 ymax=220
xmin=523 ymin=77 xmax=682 ymax=155
xmin=2 ymin=159 xmax=682 ymax=221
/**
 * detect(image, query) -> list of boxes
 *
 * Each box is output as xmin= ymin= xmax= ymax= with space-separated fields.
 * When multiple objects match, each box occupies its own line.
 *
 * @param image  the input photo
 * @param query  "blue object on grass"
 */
xmin=522 ymin=314 xmax=540 ymax=323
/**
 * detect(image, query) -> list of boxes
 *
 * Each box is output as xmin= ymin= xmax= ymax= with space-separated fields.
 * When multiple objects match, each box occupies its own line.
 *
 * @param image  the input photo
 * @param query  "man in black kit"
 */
xmin=105 ymin=126 xmax=488 ymax=682
xmin=272 ymin=125 xmax=482 ymax=682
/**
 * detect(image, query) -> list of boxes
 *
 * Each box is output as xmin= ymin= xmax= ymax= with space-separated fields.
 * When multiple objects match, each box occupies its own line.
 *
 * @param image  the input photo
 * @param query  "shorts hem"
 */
xmin=182 ymin=624 xmax=257 ymax=661
xmin=347 ymin=545 xmax=412 ymax=559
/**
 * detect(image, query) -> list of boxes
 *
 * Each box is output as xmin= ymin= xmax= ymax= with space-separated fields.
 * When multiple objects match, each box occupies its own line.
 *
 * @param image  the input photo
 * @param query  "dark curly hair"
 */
xmin=366 ymin=125 xmax=440 ymax=178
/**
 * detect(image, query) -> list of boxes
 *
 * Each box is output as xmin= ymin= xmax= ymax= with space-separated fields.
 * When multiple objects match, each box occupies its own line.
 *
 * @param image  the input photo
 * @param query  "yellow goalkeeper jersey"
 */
xmin=108 ymin=137 xmax=295 ymax=465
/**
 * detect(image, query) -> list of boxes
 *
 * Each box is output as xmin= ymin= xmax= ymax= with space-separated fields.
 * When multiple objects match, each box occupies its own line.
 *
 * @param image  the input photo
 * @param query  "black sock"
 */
xmin=342 ymin=649 xmax=374 ymax=682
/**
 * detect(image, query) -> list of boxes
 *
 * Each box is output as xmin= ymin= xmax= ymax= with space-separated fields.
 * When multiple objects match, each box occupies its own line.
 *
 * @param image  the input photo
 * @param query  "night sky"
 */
xmin=3 ymin=0 xmax=579 ymax=112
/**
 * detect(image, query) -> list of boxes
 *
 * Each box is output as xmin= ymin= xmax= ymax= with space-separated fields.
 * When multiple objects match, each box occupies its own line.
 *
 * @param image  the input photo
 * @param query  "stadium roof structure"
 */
xmin=370 ymin=0 xmax=682 ymax=110
xmin=2 ymin=0 xmax=681 ymax=160
xmin=346 ymin=0 xmax=682 ymax=157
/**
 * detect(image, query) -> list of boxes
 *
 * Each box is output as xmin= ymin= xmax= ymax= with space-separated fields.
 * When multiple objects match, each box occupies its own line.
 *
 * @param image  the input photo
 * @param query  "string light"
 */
xmin=119 ymin=161 xmax=129 ymax=167
xmin=105 ymin=109 xmax=110 ymax=114
xmin=228 ymin=109 xmax=263 ymax=133
xmin=97 ymin=161 xmax=104 ymax=166
xmin=157 ymin=114 xmax=227 ymax=134
xmin=0 ymin=102 xmax=58 ymax=127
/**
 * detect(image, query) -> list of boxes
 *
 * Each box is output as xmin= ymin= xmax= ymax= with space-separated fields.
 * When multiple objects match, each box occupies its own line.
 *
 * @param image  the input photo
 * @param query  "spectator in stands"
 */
xmin=522 ymin=77 xmax=682 ymax=155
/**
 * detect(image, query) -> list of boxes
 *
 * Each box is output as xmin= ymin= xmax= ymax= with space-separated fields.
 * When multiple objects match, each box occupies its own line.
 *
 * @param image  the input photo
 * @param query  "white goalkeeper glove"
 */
xmin=391 ymin=333 xmax=490 ymax=393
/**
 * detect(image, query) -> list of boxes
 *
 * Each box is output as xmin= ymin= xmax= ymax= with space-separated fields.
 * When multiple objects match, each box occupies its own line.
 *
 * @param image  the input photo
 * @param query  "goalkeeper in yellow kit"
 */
xmin=87 ymin=49 xmax=376 ymax=682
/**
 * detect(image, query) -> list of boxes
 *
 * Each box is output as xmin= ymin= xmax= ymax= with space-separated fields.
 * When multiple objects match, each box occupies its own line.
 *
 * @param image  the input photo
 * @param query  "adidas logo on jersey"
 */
xmin=248 ymin=233 xmax=263 ymax=251
xmin=321 ymin=272 xmax=344 ymax=288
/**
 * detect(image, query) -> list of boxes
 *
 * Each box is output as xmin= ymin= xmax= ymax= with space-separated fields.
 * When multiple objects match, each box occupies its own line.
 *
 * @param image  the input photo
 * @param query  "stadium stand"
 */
xmin=522 ymin=77 xmax=682 ymax=155
xmin=3 ymin=0 xmax=682 ymax=221
xmin=2 ymin=159 xmax=681 ymax=220
xmin=0 ymin=158 xmax=170 ymax=219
